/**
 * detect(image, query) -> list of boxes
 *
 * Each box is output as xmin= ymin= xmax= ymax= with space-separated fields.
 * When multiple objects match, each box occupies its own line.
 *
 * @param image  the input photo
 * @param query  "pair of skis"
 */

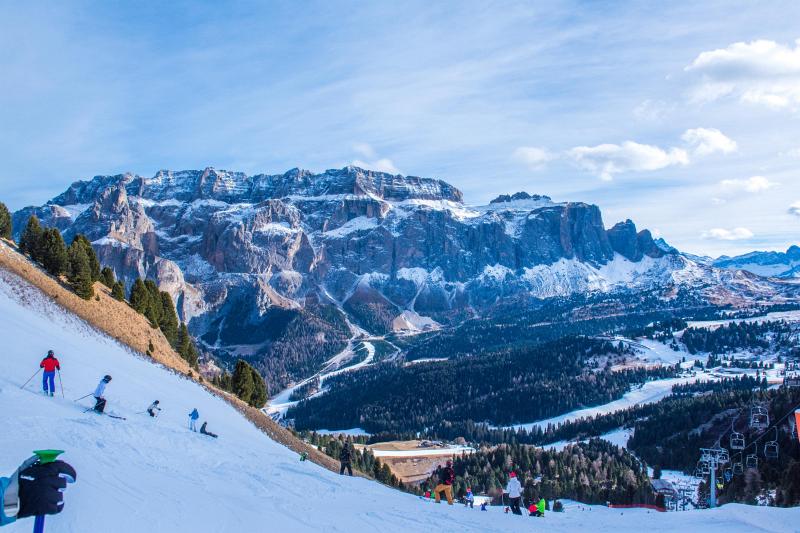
xmin=81 ymin=406 xmax=126 ymax=420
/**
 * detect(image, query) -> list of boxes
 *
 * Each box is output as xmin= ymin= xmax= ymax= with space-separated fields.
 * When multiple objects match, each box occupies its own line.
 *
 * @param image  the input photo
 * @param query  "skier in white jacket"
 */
xmin=505 ymin=472 xmax=523 ymax=515
xmin=93 ymin=375 xmax=112 ymax=413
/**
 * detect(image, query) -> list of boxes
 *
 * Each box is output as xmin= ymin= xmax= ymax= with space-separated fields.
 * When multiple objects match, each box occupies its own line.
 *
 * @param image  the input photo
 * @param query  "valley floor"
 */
xmin=1 ymin=272 xmax=799 ymax=532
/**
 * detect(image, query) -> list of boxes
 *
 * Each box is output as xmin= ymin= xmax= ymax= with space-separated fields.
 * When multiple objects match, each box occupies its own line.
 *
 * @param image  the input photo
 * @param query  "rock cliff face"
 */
xmin=12 ymin=167 xmax=796 ymax=386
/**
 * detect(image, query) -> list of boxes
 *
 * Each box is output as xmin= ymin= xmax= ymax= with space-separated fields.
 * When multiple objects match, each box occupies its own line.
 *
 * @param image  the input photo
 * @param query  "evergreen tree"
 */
xmin=0 ymin=202 xmax=11 ymax=239
xmin=101 ymin=267 xmax=116 ymax=288
xmin=232 ymin=359 xmax=255 ymax=405
xmin=158 ymin=291 xmax=179 ymax=345
xmin=111 ymin=281 xmax=126 ymax=301
xmin=67 ymin=242 xmax=94 ymax=299
xmin=71 ymin=235 xmax=101 ymax=281
xmin=248 ymin=366 xmax=269 ymax=407
xmin=39 ymin=228 xmax=69 ymax=276
xmin=144 ymin=280 xmax=162 ymax=327
xmin=129 ymin=278 xmax=150 ymax=314
xmin=19 ymin=215 xmax=43 ymax=261
xmin=176 ymin=323 xmax=199 ymax=368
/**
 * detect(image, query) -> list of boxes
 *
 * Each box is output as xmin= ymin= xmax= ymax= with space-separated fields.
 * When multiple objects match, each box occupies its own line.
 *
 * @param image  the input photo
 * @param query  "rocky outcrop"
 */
xmin=607 ymin=220 xmax=665 ymax=262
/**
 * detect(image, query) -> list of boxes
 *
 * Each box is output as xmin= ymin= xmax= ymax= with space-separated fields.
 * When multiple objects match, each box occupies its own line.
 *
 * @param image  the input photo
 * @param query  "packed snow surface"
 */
xmin=507 ymin=376 xmax=707 ymax=431
xmin=0 ymin=272 xmax=798 ymax=532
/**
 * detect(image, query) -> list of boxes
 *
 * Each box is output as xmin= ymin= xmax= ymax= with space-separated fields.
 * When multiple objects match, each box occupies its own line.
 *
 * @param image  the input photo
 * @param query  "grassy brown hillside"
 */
xmin=0 ymin=239 xmax=352 ymax=476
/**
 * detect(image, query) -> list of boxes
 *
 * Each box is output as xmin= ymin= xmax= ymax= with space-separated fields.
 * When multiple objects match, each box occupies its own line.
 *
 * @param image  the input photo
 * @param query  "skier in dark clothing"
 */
xmin=93 ymin=375 xmax=111 ymax=413
xmin=146 ymin=400 xmax=161 ymax=418
xmin=339 ymin=442 xmax=353 ymax=476
xmin=434 ymin=460 xmax=455 ymax=505
xmin=39 ymin=350 xmax=60 ymax=397
xmin=199 ymin=422 xmax=218 ymax=438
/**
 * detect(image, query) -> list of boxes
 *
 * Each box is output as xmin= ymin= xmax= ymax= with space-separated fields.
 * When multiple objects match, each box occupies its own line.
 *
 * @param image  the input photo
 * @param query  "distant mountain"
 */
xmin=12 ymin=166 xmax=799 ymax=389
xmin=713 ymin=246 xmax=800 ymax=279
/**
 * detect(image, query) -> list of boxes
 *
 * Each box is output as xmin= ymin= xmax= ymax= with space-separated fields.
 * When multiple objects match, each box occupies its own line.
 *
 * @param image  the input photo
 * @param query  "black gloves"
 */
xmin=17 ymin=460 xmax=77 ymax=518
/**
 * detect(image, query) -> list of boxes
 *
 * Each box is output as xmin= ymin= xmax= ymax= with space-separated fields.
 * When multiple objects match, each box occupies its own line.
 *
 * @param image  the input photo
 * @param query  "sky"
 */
xmin=0 ymin=0 xmax=798 ymax=257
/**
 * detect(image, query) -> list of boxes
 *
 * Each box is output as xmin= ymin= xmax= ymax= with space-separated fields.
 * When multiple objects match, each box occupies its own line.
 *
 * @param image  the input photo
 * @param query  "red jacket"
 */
xmin=40 ymin=356 xmax=60 ymax=372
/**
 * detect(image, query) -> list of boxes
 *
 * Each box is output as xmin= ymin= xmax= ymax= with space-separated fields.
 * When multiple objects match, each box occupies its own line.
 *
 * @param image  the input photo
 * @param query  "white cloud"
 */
xmin=351 ymin=158 xmax=400 ymax=174
xmin=567 ymin=141 xmax=688 ymax=181
xmin=633 ymin=99 xmax=675 ymax=122
xmin=701 ymin=227 xmax=754 ymax=241
xmin=711 ymin=197 xmax=727 ymax=205
xmin=685 ymin=39 xmax=800 ymax=109
xmin=789 ymin=201 xmax=800 ymax=217
xmin=719 ymin=175 xmax=776 ymax=193
xmin=513 ymin=146 xmax=554 ymax=169
xmin=681 ymin=128 xmax=737 ymax=156
xmin=351 ymin=143 xmax=400 ymax=174
xmin=783 ymin=147 xmax=800 ymax=158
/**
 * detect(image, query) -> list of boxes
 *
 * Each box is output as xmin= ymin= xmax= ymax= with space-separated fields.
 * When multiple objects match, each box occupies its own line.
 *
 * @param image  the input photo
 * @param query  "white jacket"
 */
xmin=505 ymin=477 xmax=522 ymax=498
xmin=93 ymin=380 xmax=107 ymax=399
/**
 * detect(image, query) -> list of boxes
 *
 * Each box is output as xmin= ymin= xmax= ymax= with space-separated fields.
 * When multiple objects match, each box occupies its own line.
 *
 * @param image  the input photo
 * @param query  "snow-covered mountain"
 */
xmin=1 ymin=265 xmax=795 ymax=532
xmin=713 ymin=246 xmax=800 ymax=279
xmin=11 ymin=166 xmax=799 ymax=387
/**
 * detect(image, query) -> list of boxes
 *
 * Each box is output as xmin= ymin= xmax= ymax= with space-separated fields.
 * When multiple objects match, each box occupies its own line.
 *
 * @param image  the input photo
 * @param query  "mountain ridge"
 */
xmin=10 ymin=166 xmax=799 ymax=389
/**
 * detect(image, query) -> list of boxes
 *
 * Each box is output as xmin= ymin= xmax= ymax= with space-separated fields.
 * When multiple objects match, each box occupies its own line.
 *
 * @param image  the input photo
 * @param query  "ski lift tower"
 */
xmin=700 ymin=447 xmax=729 ymax=508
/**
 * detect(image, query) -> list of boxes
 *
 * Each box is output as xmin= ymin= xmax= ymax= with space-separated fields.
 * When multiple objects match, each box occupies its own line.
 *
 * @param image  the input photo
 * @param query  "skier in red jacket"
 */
xmin=39 ymin=350 xmax=60 ymax=397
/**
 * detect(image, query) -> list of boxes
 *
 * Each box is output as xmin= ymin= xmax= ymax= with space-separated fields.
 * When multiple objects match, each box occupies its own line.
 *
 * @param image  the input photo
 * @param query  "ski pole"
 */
xmin=20 ymin=368 xmax=41 ymax=390
xmin=73 ymin=393 xmax=92 ymax=402
xmin=31 ymin=449 xmax=64 ymax=533
xmin=57 ymin=370 xmax=65 ymax=399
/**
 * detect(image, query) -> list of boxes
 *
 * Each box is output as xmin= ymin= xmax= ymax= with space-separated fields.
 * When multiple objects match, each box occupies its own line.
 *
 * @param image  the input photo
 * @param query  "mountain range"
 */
xmin=12 ymin=166 xmax=799 ymax=389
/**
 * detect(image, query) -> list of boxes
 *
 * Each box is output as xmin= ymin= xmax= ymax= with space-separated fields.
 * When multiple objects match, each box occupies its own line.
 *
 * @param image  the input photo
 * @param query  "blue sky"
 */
xmin=1 ymin=0 xmax=799 ymax=256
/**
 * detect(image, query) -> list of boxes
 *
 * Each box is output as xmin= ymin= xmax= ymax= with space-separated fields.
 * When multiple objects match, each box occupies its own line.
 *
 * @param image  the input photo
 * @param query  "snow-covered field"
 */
xmin=686 ymin=310 xmax=800 ymax=329
xmin=508 ymin=375 xmax=708 ymax=432
xmin=2 ymin=274 xmax=799 ymax=532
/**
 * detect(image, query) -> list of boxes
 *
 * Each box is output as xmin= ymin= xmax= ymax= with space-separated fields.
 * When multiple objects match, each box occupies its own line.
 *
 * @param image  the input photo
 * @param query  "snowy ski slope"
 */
xmin=0 ymin=272 xmax=799 ymax=532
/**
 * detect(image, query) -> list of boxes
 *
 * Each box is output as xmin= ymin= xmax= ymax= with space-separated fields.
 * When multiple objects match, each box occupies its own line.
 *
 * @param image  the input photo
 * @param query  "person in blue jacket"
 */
xmin=189 ymin=408 xmax=199 ymax=431
xmin=1 ymin=455 xmax=76 ymax=527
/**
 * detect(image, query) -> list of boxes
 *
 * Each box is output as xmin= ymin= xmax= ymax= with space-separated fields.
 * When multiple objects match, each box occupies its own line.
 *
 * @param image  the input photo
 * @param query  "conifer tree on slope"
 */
xmin=71 ymin=234 xmax=101 ymax=281
xmin=101 ymin=267 xmax=116 ymax=288
xmin=129 ymin=278 xmax=150 ymax=314
xmin=248 ymin=365 xmax=269 ymax=407
xmin=158 ymin=291 xmax=179 ymax=345
xmin=111 ymin=281 xmax=126 ymax=301
xmin=176 ymin=323 xmax=199 ymax=368
xmin=19 ymin=215 xmax=44 ymax=262
xmin=0 ymin=201 xmax=12 ymax=240
xmin=67 ymin=242 xmax=94 ymax=300
xmin=232 ymin=359 xmax=255 ymax=405
xmin=40 ymin=228 xmax=69 ymax=276
xmin=144 ymin=279 xmax=162 ymax=328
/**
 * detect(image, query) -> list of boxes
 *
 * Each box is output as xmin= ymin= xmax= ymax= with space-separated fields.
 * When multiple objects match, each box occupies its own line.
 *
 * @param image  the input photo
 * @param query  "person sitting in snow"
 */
xmin=93 ymin=375 xmax=111 ymax=413
xmin=146 ymin=400 xmax=161 ymax=418
xmin=39 ymin=350 xmax=60 ymax=397
xmin=200 ymin=421 xmax=218 ymax=438
xmin=480 ymin=501 xmax=488 ymax=511
xmin=188 ymin=408 xmax=199 ymax=431
xmin=528 ymin=501 xmax=542 ymax=517
xmin=0 ymin=454 xmax=76 ymax=527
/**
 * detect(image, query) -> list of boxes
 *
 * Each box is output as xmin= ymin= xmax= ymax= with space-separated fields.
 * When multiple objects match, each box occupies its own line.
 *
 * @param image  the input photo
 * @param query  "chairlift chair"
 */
xmin=746 ymin=454 xmax=758 ymax=469
xmin=730 ymin=432 xmax=745 ymax=450
xmin=750 ymin=406 xmax=769 ymax=430
xmin=732 ymin=462 xmax=744 ymax=475
xmin=764 ymin=428 xmax=779 ymax=459
xmin=717 ymin=448 xmax=730 ymax=464
xmin=723 ymin=468 xmax=733 ymax=482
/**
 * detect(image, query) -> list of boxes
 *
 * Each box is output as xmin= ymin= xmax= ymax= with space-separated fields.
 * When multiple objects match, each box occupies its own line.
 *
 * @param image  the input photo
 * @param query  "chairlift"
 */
xmin=732 ymin=462 xmax=743 ymax=475
xmin=764 ymin=428 xmax=779 ymax=459
xmin=746 ymin=454 xmax=758 ymax=469
xmin=717 ymin=448 xmax=730 ymax=464
xmin=730 ymin=431 xmax=745 ymax=450
xmin=750 ymin=405 xmax=769 ymax=430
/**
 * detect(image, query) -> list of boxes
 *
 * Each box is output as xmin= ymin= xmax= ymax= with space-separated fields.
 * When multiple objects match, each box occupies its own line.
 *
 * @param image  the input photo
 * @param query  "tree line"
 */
xmin=289 ymin=337 xmax=678 ymax=433
xmin=211 ymin=359 xmax=269 ymax=408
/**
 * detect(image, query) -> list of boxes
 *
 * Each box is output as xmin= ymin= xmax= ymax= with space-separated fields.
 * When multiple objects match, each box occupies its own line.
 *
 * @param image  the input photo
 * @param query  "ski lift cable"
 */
xmin=732 ymin=397 xmax=800 ymax=456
